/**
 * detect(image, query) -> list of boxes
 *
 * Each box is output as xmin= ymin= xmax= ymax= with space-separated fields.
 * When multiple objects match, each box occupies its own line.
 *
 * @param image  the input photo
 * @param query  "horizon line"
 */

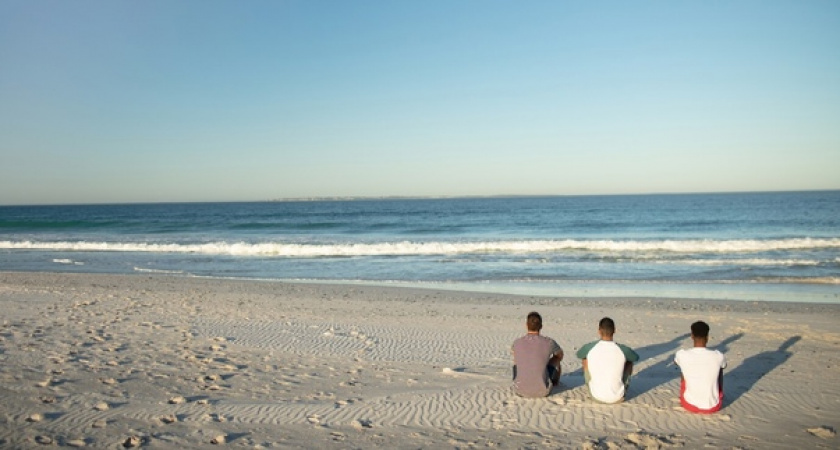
xmin=1 ymin=188 xmax=839 ymax=208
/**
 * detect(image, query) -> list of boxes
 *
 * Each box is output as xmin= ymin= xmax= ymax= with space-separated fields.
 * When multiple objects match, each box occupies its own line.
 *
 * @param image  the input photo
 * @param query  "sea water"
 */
xmin=1 ymin=191 xmax=838 ymax=303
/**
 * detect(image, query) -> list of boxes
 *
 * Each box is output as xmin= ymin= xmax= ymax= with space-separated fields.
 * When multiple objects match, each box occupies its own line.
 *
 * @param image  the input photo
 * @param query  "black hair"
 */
xmin=691 ymin=321 xmax=710 ymax=338
xmin=527 ymin=312 xmax=542 ymax=332
xmin=598 ymin=317 xmax=615 ymax=335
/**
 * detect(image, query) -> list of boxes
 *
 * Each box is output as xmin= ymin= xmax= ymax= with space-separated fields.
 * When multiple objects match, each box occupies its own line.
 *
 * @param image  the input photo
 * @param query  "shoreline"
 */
xmin=6 ymin=270 xmax=840 ymax=310
xmin=1 ymin=272 xmax=838 ymax=448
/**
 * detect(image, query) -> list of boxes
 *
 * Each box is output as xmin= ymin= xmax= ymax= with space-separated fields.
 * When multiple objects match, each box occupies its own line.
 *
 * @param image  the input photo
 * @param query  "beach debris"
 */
xmin=160 ymin=414 xmax=178 ymax=424
xmin=168 ymin=395 xmax=186 ymax=404
xmin=39 ymin=395 xmax=56 ymax=404
xmin=26 ymin=413 xmax=43 ymax=422
xmin=34 ymin=435 xmax=53 ymax=445
xmin=807 ymin=426 xmax=836 ymax=439
xmin=66 ymin=438 xmax=87 ymax=447
xmin=210 ymin=434 xmax=227 ymax=445
xmin=352 ymin=419 xmax=374 ymax=430
xmin=122 ymin=436 xmax=141 ymax=448
xmin=307 ymin=414 xmax=321 ymax=425
xmin=93 ymin=402 xmax=110 ymax=411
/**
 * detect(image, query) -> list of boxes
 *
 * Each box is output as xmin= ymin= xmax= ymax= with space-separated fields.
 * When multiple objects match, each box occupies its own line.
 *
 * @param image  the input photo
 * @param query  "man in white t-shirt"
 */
xmin=674 ymin=321 xmax=726 ymax=413
xmin=576 ymin=317 xmax=639 ymax=404
xmin=511 ymin=312 xmax=564 ymax=397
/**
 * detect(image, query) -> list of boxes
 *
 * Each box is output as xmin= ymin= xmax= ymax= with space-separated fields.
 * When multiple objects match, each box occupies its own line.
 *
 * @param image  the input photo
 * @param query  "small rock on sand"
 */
xmin=26 ymin=413 xmax=43 ymax=423
xmin=66 ymin=438 xmax=87 ymax=447
xmin=160 ymin=414 xmax=178 ymax=424
xmin=92 ymin=420 xmax=108 ymax=429
xmin=122 ymin=436 xmax=141 ymax=448
xmin=168 ymin=396 xmax=186 ymax=404
xmin=352 ymin=419 xmax=373 ymax=430
xmin=210 ymin=434 xmax=227 ymax=445
xmin=34 ymin=435 xmax=53 ymax=445
xmin=93 ymin=402 xmax=109 ymax=411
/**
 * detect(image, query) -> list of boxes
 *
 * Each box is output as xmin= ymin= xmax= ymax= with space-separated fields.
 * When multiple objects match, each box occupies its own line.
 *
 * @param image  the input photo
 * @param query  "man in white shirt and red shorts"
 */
xmin=675 ymin=321 xmax=727 ymax=413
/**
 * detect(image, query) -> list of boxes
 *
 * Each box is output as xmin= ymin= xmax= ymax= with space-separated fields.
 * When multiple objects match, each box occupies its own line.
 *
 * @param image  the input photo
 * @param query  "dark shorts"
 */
xmin=512 ymin=365 xmax=560 ymax=386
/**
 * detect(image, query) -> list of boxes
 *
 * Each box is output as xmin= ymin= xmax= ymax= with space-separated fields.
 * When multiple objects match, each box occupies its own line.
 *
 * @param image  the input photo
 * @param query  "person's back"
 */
xmin=576 ymin=317 xmax=639 ymax=404
xmin=675 ymin=321 xmax=726 ymax=413
xmin=511 ymin=312 xmax=563 ymax=398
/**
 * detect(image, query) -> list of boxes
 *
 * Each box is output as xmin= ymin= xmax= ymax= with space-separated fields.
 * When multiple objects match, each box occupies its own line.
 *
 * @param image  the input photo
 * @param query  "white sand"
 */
xmin=1 ymin=272 xmax=839 ymax=449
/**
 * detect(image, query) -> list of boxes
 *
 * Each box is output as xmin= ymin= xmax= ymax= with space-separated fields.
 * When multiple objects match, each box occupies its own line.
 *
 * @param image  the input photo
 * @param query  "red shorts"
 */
xmin=680 ymin=379 xmax=723 ymax=414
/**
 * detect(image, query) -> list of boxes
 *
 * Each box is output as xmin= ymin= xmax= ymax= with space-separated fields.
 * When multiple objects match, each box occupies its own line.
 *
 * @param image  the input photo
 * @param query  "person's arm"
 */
xmin=618 ymin=344 xmax=640 ymax=363
xmin=550 ymin=341 xmax=564 ymax=365
xmin=717 ymin=368 xmax=724 ymax=391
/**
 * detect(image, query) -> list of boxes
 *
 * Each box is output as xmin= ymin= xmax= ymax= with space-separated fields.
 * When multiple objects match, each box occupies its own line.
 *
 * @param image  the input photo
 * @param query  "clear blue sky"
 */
xmin=1 ymin=1 xmax=838 ymax=205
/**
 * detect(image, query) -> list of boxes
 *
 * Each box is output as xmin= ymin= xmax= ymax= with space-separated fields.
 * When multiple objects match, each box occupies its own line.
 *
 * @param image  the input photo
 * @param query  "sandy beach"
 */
xmin=1 ymin=272 xmax=838 ymax=449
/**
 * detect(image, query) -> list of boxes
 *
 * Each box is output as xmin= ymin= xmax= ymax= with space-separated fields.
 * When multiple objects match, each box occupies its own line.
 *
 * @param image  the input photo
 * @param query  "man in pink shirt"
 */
xmin=511 ymin=312 xmax=564 ymax=397
xmin=675 ymin=321 xmax=727 ymax=413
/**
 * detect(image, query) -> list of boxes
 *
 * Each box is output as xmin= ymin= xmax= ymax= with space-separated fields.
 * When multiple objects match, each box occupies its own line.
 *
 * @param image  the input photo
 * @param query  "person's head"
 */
xmin=526 ymin=312 xmax=543 ymax=333
xmin=598 ymin=317 xmax=615 ymax=338
xmin=691 ymin=321 xmax=710 ymax=346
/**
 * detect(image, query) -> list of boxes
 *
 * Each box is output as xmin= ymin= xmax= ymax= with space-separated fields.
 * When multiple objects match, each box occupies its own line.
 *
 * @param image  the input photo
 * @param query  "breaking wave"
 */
xmin=3 ymin=238 xmax=839 ymax=257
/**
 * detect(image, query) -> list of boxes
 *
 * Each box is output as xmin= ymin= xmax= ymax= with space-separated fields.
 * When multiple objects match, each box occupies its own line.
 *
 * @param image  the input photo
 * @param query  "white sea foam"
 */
xmin=3 ymin=238 xmax=840 ymax=257
xmin=52 ymin=258 xmax=84 ymax=265
xmin=133 ymin=267 xmax=186 ymax=274
xmin=647 ymin=258 xmax=825 ymax=266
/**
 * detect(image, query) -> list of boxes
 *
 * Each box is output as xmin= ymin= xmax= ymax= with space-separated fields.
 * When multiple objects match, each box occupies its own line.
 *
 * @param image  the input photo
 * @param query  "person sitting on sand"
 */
xmin=576 ymin=317 xmax=639 ymax=403
xmin=511 ymin=311 xmax=564 ymax=397
xmin=674 ymin=321 xmax=727 ymax=413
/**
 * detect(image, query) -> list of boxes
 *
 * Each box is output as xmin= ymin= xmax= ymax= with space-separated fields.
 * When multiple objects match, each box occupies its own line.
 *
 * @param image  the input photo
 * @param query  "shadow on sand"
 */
xmin=627 ymin=332 xmax=694 ymax=399
xmin=723 ymin=335 xmax=801 ymax=407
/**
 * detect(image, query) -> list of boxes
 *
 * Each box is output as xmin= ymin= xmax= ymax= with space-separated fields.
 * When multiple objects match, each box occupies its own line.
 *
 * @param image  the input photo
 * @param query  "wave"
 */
xmin=52 ymin=258 xmax=84 ymax=265
xmin=133 ymin=267 xmax=186 ymax=274
xmin=2 ymin=238 xmax=839 ymax=257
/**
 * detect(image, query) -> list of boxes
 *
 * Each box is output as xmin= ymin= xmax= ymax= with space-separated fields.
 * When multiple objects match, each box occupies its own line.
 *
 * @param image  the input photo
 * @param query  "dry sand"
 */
xmin=1 ymin=272 xmax=839 ymax=449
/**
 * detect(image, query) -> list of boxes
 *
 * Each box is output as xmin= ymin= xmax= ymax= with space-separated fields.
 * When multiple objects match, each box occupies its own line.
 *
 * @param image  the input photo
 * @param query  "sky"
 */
xmin=1 ymin=1 xmax=839 ymax=205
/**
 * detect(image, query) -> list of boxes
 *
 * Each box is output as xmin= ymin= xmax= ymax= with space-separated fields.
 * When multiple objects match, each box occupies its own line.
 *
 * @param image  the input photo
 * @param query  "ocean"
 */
xmin=1 ymin=191 xmax=839 ymax=303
